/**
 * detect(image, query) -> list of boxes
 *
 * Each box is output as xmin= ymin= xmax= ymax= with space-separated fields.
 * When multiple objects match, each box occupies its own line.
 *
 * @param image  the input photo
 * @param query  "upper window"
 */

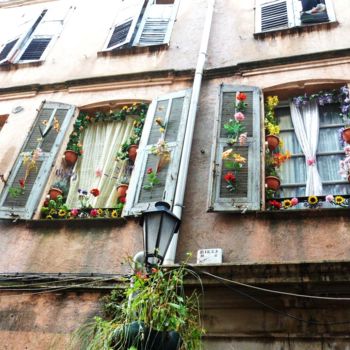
xmin=103 ymin=0 xmax=179 ymax=51
xmin=255 ymin=0 xmax=336 ymax=34
xmin=0 ymin=4 xmax=71 ymax=65
xmin=208 ymin=84 xmax=350 ymax=212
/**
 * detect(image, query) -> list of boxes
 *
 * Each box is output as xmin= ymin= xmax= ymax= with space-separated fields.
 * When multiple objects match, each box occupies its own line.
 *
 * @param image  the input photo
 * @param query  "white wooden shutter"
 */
xmin=0 ymin=9 xmax=45 ymax=64
xmin=104 ymin=0 xmax=145 ymax=50
xmin=208 ymin=85 xmax=261 ymax=212
xmin=124 ymin=89 xmax=191 ymax=216
xmin=133 ymin=0 xmax=179 ymax=46
xmin=18 ymin=5 xmax=72 ymax=62
xmin=255 ymin=0 xmax=294 ymax=33
xmin=0 ymin=102 xmax=76 ymax=220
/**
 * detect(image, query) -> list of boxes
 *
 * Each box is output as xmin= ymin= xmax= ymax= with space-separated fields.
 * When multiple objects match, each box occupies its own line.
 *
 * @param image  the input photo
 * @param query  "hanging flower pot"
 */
xmin=265 ymin=176 xmax=281 ymax=191
xmin=64 ymin=150 xmax=78 ymax=166
xmin=342 ymin=128 xmax=350 ymax=143
xmin=117 ymin=184 xmax=128 ymax=198
xmin=266 ymin=135 xmax=280 ymax=152
xmin=128 ymin=145 xmax=138 ymax=163
xmin=49 ymin=187 xmax=63 ymax=200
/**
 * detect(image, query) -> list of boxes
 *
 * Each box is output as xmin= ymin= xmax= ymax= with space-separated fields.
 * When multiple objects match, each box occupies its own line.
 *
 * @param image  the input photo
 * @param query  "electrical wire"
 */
xmin=198 ymin=269 xmax=350 ymax=301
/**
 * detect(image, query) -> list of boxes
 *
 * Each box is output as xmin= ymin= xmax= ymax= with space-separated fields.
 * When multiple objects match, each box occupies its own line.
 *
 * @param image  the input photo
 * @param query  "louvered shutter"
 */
xmin=124 ymin=89 xmax=191 ymax=216
xmin=0 ymin=102 xmax=76 ymax=220
xmin=0 ymin=9 xmax=45 ymax=64
xmin=133 ymin=0 xmax=179 ymax=47
xmin=255 ymin=0 xmax=295 ymax=33
xmin=18 ymin=5 xmax=72 ymax=62
xmin=104 ymin=0 xmax=145 ymax=50
xmin=208 ymin=85 xmax=261 ymax=212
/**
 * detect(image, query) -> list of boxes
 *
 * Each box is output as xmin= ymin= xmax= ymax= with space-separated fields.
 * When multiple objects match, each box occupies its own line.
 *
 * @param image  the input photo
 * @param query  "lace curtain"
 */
xmin=66 ymin=118 xmax=134 ymax=208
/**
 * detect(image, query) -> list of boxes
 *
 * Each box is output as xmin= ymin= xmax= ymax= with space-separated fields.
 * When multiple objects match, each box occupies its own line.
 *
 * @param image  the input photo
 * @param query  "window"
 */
xmin=208 ymin=84 xmax=350 ymax=212
xmin=0 ymin=89 xmax=192 ymax=220
xmin=0 ymin=4 xmax=71 ymax=65
xmin=103 ymin=0 xmax=179 ymax=51
xmin=255 ymin=0 xmax=336 ymax=34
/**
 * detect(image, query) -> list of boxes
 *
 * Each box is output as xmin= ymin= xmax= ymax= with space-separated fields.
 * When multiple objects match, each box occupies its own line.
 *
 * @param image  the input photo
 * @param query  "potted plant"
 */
xmin=65 ymin=143 xmax=83 ymax=166
xmin=265 ymin=151 xmax=290 ymax=191
xmin=72 ymin=258 xmax=204 ymax=350
xmin=264 ymin=96 xmax=280 ymax=151
xmin=49 ymin=180 xmax=69 ymax=200
xmin=116 ymin=176 xmax=129 ymax=198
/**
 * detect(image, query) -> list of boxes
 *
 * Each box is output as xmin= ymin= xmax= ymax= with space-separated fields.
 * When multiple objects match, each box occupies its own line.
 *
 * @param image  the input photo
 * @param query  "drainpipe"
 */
xmin=164 ymin=0 xmax=216 ymax=265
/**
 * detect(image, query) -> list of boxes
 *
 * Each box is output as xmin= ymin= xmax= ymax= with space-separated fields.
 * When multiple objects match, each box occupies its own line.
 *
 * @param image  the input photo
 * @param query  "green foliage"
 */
xmin=8 ymin=186 xmax=25 ymax=198
xmin=52 ymin=180 xmax=69 ymax=195
xmin=72 ymin=259 xmax=204 ymax=350
xmin=223 ymin=118 xmax=245 ymax=143
xmin=143 ymin=170 xmax=160 ymax=190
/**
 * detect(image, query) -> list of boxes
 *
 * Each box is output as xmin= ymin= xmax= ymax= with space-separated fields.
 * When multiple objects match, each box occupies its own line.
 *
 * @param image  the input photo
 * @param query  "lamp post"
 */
xmin=140 ymin=201 xmax=181 ymax=268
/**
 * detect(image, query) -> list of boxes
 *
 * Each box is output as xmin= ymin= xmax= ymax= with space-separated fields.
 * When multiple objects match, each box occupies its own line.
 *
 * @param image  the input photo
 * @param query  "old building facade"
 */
xmin=0 ymin=0 xmax=350 ymax=349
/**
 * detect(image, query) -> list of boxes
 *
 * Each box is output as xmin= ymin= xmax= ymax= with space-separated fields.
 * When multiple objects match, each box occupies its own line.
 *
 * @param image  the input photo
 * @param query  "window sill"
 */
xmin=0 ymin=60 xmax=43 ymax=71
xmin=254 ymin=20 xmax=338 ymax=39
xmin=97 ymin=44 xmax=169 ymax=57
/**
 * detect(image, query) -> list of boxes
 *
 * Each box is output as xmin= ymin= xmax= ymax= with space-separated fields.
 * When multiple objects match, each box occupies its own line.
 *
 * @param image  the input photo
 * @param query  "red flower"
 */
xmin=19 ymin=178 xmax=25 ymax=188
xmin=119 ymin=196 xmax=126 ymax=204
xmin=269 ymin=200 xmax=281 ymax=209
xmin=224 ymin=172 xmax=236 ymax=182
xmin=236 ymin=92 xmax=247 ymax=101
xmin=90 ymin=209 xmax=98 ymax=217
xmin=90 ymin=188 xmax=100 ymax=197
xmin=147 ymin=167 xmax=153 ymax=174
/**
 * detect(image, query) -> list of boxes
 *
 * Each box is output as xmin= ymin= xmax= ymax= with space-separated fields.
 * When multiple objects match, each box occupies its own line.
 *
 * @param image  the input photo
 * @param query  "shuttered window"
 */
xmin=255 ymin=0 xmax=336 ymax=33
xmin=124 ymin=89 xmax=191 ymax=216
xmin=0 ymin=102 xmax=76 ymax=220
xmin=19 ymin=37 xmax=51 ymax=61
xmin=0 ymin=39 xmax=18 ymax=62
xmin=104 ymin=0 xmax=145 ymax=50
xmin=208 ymin=85 xmax=261 ymax=212
xmin=133 ymin=0 xmax=179 ymax=46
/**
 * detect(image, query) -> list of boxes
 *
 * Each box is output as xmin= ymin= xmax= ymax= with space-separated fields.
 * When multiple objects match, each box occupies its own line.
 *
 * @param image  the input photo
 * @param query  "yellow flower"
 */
xmin=49 ymin=209 xmax=57 ymax=215
xmin=267 ymin=96 xmax=279 ymax=108
xmin=159 ymin=127 xmax=165 ymax=133
xmin=233 ymin=153 xmax=246 ymax=164
xmin=283 ymin=199 xmax=292 ymax=208
xmin=58 ymin=209 xmax=67 ymax=217
xmin=222 ymin=149 xmax=233 ymax=160
xmin=122 ymin=106 xmax=128 ymax=110
xmin=308 ymin=195 xmax=318 ymax=205
xmin=97 ymin=208 xmax=104 ymax=216
xmin=111 ymin=210 xmax=119 ymax=218
xmin=46 ymin=215 xmax=53 ymax=220
xmin=335 ymin=196 xmax=345 ymax=204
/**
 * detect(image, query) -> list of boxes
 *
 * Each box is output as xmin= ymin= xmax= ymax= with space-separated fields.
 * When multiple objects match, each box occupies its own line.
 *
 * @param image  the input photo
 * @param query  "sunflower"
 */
xmin=111 ymin=210 xmax=119 ymax=218
xmin=335 ymin=196 xmax=345 ymax=205
xmin=58 ymin=209 xmax=67 ymax=217
xmin=49 ymin=209 xmax=57 ymax=215
xmin=308 ymin=195 xmax=318 ymax=205
xmin=46 ymin=215 xmax=53 ymax=220
xmin=97 ymin=208 xmax=104 ymax=216
xmin=283 ymin=199 xmax=292 ymax=209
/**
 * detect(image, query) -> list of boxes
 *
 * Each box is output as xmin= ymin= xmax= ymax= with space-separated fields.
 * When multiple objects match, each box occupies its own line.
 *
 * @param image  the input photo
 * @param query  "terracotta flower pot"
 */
xmin=117 ymin=184 xmax=128 ymax=198
xmin=266 ymin=135 xmax=280 ymax=152
xmin=128 ymin=145 xmax=138 ymax=163
xmin=343 ymin=128 xmax=350 ymax=143
xmin=49 ymin=187 xmax=63 ymax=200
xmin=64 ymin=150 xmax=78 ymax=166
xmin=265 ymin=176 xmax=281 ymax=191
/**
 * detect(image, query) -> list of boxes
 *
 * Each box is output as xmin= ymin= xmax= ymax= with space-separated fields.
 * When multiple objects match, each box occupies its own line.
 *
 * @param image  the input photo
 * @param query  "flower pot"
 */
xmin=343 ymin=128 xmax=350 ymax=143
xmin=114 ymin=322 xmax=181 ymax=350
xmin=49 ymin=187 xmax=63 ymax=200
xmin=116 ymin=184 xmax=128 ymax=198
xmin=128 ymin=145 xmax=138 ymax=163
xmin=64 ymin=150 xmax=78 ymax=166
xmin=266 ymin=135 xmax=280 ymax=152
xmin=265 ymin=176 xmax=281 ymax=191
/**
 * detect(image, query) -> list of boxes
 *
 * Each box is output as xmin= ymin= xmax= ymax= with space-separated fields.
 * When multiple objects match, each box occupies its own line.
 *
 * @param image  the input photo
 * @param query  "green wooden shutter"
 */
xmin=124 ymin=89 xmax=191 ymax=216
xmin=0 ymin=101 xmax=75 ymax=219
xmin=208 ymin=85 xmax=262 ymax=212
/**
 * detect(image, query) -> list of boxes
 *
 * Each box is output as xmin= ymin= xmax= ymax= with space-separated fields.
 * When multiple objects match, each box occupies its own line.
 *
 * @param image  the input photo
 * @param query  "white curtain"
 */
xmin=290 ymin=101 xmax=323 ymax=196
xmin=66 ymin=117 xmax=134 ymax=208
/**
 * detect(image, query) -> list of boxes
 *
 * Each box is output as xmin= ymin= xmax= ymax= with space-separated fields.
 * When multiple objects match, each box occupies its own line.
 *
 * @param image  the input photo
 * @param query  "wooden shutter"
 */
xmin=208 ymin=85 xmax=262 ymax=212
xmin=0 ymin=102 xmax=76 ymax=220
xmin=0 ymin=9 xmax=46 ymax=64
xmin=133 ymin=0 xmax=179 ymax=46
xmin=18 ymin=5 xmax=72 ymax=62
xmin=104 ymin=0 xmax=145 ymax=50
xmin=255 ymin=0 xmax=294 ymax=33
xmin=124 ymin=89 xmax=191 ymax=216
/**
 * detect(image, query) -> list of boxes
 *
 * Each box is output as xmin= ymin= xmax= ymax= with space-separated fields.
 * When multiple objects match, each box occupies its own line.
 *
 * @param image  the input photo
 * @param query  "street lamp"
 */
xmin=140 ymin=201 xmax=181 ymax=268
